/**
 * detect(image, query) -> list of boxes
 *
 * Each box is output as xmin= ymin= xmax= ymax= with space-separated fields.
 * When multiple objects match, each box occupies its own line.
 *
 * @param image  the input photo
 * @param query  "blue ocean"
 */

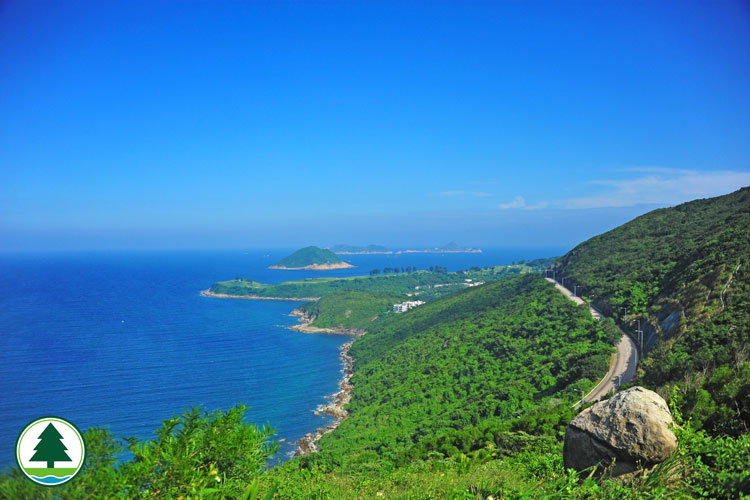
xmin=0 ymin=247 xmax=566 ymax=468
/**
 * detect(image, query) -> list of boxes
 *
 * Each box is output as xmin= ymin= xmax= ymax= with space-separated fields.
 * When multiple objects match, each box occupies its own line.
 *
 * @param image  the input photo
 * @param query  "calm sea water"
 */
xmin=0 ymin=246 xmax=566 ymax=468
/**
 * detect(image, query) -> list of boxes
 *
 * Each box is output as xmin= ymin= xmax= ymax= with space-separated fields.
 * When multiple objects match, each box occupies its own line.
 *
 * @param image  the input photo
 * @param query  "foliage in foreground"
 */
xmin=261 ymin=415 xmax=749 ymax=499
xmin=0 ymin=405 xmax=278 ymax=500
xmin=2 ymin=396 xmax=747 ymax=499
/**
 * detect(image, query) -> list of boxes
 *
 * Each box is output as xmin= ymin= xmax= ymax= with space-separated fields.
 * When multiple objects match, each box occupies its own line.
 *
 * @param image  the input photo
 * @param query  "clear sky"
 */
xmin=1 ymin=1 xmax=749 ymax=251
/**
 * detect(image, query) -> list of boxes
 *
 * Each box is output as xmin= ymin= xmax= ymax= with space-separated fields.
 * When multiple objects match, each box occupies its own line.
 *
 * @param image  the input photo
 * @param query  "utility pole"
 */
xmin=621 ymin=307 xmax=627 ymax=319
xmin=561 ymin=277 xmax=566 ymax=288
xmin=574 ymin=285 xmax=580 ymax=297
xmin=636 ymin=320 xmax=644 ymax=353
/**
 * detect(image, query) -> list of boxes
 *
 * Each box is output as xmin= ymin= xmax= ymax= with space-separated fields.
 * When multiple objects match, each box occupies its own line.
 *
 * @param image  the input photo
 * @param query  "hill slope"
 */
xmin=270 ymin=246 xmax=354 ymax=270
xmin=552 ymin=186 xmax=750 ymax=434
xmin=316 ymin=274 xmax=620 ymax=463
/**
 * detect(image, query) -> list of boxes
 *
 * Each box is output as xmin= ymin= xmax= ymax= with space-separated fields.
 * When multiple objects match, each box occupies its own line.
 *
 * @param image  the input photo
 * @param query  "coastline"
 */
xmin=202 ymin=287 xmax=361 ymax=457
xmin=294 ymin=338 xmax=357 ymax=456
xmin=268 ymin=262 xmax=355 ymax=270
xmin=200 ymin=290 xmax=320 ymax=301
xmin=288 ymin=307 xmax=363 ymax=456
xmin=288 ymin=308 xmax=365 ymax=336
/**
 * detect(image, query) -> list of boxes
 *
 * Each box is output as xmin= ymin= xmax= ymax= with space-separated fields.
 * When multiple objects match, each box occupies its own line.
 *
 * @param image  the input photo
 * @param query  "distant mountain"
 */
xmin=270 ymin=246 xmax=354 ymax=270
xmin=440 ymin=241 xmax=464 ymax=252
xmin=330 ymin=244 xmax=391 ymax=254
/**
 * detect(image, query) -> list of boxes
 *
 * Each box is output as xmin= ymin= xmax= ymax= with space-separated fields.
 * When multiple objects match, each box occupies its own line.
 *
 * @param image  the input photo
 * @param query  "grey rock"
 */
xmin=564 ymin=386 xmax=677 ymax=476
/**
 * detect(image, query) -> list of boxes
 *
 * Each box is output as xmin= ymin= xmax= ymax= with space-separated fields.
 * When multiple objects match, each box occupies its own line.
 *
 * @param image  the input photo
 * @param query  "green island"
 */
xmin=269 ymin=246 xmax=354 ymax=270
xmin=3 ymin=189 xmax=748 ymax=499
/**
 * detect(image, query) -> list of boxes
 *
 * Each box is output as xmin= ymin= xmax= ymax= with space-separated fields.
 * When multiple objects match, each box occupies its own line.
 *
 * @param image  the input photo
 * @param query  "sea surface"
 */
xmin=0 ymin=246 xmax=567 ymax=468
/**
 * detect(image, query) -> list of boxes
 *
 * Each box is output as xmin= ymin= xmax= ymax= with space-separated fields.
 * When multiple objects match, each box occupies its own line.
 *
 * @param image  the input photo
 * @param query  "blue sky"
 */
xmin=1 ymin=1 xmax=749 ymax=251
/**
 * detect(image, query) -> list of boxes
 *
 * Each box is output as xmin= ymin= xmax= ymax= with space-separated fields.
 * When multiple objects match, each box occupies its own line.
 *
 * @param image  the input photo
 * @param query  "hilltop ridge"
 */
xmin=552 ymin=186 xmax=750 ymax=435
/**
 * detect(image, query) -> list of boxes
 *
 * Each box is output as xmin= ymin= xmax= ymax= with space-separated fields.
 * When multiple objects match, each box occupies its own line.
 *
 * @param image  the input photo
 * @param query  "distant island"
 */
xmin=329 ymin=244 xmax=392 ymax=254
xmin=329 ymin=242 xmax=482 ymax=254
xmin=400 ymin=241 xmax=482 ymax=254
xmin=270 ymin=246 xmax=355 ymax=270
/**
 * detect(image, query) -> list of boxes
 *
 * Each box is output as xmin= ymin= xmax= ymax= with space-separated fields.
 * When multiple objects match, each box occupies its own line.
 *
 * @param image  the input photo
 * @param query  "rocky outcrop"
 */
xmin=289 ymin=308 xmax=366 ymax=336
xmin=564 ymin=386 xmax=677 ymax=477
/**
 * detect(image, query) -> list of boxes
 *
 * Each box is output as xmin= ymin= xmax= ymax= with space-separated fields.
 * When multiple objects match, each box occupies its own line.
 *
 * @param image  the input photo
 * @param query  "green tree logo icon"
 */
xmin=30 ymin=423 xmax=71 ymax=469
xmin=16 ymin=417 xmax=85 ymax=486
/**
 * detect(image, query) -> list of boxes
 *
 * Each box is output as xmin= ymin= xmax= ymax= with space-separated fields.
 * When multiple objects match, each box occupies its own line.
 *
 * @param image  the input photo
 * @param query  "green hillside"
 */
xmin=552 ymin=186 xmax=750 ymax=435
xmin=316 ymin=274 xmax=619 ymax=464
xmin=209 ymin=260 xmax=553 ymax=301
xmin=271 ymin=246 xmax=348 ymax=268
xmin=4 ymin=193 xmax=749 ymax=498
xmin=296 ymin=290 xmax=402 ymax=330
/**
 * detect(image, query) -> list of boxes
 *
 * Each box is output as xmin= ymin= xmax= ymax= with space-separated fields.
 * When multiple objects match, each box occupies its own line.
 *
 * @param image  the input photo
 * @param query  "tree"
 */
xmin=30 ymin=423 xmax=71 ymax=468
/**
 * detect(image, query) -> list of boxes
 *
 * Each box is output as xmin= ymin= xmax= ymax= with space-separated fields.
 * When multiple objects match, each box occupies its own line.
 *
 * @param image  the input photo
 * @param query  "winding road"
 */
xmin=544 ymin=278 xmax=638 ymax=407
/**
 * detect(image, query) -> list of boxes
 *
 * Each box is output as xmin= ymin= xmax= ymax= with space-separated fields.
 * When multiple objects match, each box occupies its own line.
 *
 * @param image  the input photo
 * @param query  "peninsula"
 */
xmin=269 ymin=246 xmax=354 ymax=270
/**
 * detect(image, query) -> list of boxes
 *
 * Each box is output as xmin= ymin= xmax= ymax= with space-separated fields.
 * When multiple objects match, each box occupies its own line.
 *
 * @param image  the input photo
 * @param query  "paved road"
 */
xmin=544 ymin=278 xmax=638 ymax=407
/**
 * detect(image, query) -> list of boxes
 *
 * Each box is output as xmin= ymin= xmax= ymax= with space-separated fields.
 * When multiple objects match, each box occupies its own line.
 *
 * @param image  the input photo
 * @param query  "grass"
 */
xmin=23 ymin=468 xmax=78 ymax=476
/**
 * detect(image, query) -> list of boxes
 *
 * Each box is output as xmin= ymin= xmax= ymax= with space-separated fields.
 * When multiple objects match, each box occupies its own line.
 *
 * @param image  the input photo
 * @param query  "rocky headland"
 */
xmin=288 ymin=308 xmax=366 ymax=336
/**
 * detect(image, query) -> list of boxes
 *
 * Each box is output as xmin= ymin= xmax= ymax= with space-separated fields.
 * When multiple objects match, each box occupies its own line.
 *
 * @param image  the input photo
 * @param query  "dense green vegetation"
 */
xmin=3 ymin=400 xmax=748 ymax=499
xmin=260 ymin=398 xmax=750 ymax=499
xmin=271 ymin=246 xmax=346 ymax=268
xmin=211 ymin=258 xmax=557 ymax=330
xmin=211 ymin=259 xmax=555 ymax=300
xmin=6 ymin=191 xmax=748 ymax=498
xmin=553 ymin=186 xmax=750 ymax=435
xmin=0 ymin=406 xmax=278 ymax=500
xmin=312 ymin=275 xmax=618 ymax=467
xmin=296 ymin=290 xmax=402 ymax=330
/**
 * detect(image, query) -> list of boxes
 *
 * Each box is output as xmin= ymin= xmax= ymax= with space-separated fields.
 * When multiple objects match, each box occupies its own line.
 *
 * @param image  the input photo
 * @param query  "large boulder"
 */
xmin=563 ymin=386 xmax=677 ymax=477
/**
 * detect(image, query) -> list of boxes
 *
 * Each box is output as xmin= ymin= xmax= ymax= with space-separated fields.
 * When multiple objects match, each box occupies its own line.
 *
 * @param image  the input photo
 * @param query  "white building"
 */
xmin=393 ymin=300 xmax=425 ymax=313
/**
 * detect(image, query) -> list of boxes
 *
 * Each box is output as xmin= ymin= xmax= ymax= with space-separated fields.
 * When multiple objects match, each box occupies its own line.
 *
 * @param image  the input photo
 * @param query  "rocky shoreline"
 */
xmin=288 ymin=309 xmax=366 ymax=336
xmin=294 ymin=338 xmax=357 ymax=456
xmin=200 ymin=290 xmax=320 ymax=301
xmin=203 ymin=288 xmax=361 ymax=457
xmin=268 ymin=262 xmax=354 ymax=270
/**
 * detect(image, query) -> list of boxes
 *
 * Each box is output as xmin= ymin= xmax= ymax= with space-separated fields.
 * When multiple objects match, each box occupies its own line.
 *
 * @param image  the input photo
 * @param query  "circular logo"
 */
xmin=15 ymin=417 xmax=86 ymax=486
